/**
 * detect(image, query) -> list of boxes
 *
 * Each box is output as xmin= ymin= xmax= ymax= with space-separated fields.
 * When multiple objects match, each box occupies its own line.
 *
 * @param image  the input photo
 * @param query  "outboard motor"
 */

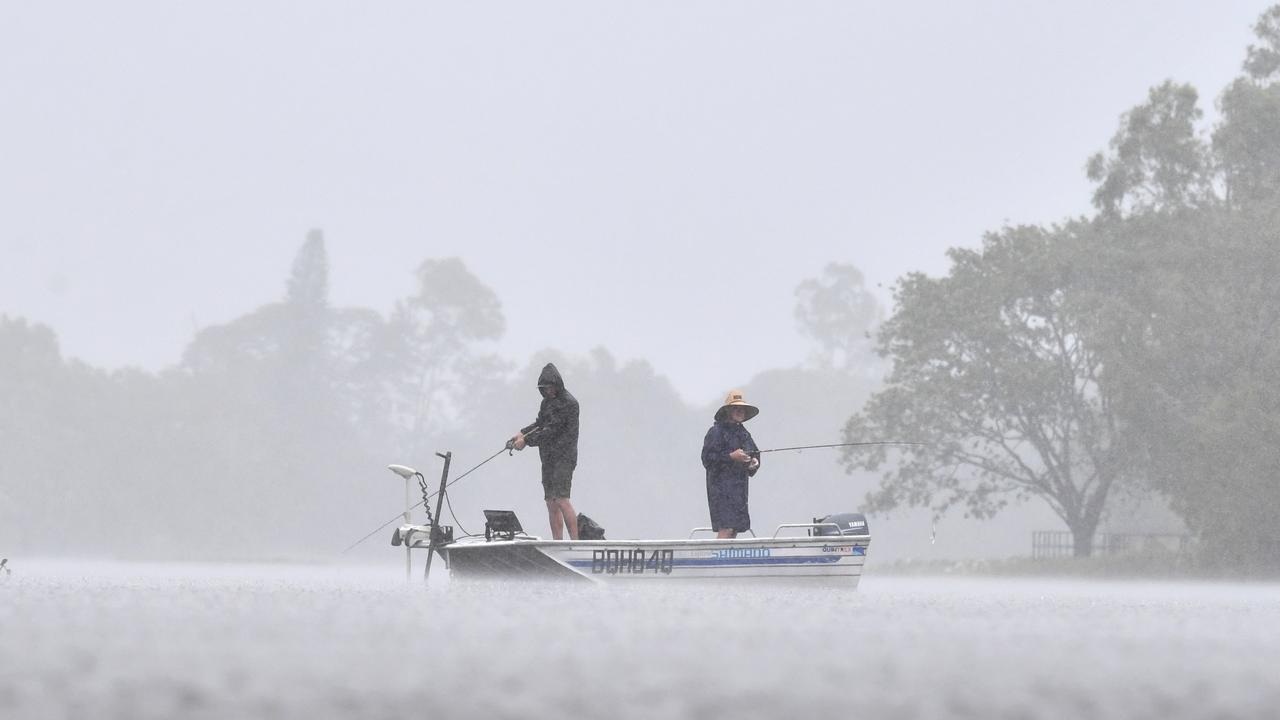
xmin=811 ymin=513 xmax=870 ymax=537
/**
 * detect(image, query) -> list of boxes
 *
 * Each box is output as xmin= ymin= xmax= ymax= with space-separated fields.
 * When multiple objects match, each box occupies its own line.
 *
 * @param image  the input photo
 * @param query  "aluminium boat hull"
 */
xmin=404 ymin=531 xmax=870 ymax=586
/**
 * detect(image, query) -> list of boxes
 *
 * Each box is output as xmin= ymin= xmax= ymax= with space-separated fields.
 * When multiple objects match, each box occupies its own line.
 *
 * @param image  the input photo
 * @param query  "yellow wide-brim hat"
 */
xmin=715 ymin=389 xmax=759 ymax=422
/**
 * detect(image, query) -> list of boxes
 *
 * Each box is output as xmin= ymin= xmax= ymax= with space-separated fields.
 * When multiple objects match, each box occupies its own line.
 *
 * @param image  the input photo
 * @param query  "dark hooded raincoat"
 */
xmin=521 ymin=363 xmax=579 ymax=497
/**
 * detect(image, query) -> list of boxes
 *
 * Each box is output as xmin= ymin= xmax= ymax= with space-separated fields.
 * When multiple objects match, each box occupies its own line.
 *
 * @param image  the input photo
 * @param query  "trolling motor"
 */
xmin=345 ymin=441 xmax=531 ymax=575
xmin=388 ymin=466 xmax=446 ymax=547
xmin=385 ymin=456 xmax=455 ymax=584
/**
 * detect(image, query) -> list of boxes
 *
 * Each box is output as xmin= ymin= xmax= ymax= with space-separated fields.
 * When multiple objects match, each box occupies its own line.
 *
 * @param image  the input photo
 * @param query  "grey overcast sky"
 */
xmin=0 ymin=2 xmax=1269 ymax=403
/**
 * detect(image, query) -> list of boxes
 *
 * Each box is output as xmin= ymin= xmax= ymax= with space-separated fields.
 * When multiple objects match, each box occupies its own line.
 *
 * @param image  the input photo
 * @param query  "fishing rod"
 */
xmin=340 ymin=426 xmax=546 ymax=554
xmin=342 ymin=445 xmax=508 ymax=553
xmin=756 ymin=441 xmax=925 ymax=454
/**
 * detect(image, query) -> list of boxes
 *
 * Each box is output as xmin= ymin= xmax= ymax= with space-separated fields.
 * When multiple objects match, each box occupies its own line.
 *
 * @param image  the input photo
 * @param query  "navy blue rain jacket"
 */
xmin=701 ymin=420 xmax=760 ymax=532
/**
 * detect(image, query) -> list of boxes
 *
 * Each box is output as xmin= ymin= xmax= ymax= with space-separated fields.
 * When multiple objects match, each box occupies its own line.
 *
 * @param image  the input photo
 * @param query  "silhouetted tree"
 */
xmin=1086 ymin=81 xmax=1212 ymax=218
xmin=174 ymin=231 xmax=387 ymax=556
xmin=794 ymin=262 xmax=883 ymax=373
xmin=1076 ymin=6 xmax=1280 ymax=571
xmin=384 ymin=258 xmax=508 ymax=458
xmin=842 ymin=227 xmax=1131 ymax=557
xmin=0 ymin=317 xmax=74 ymax=550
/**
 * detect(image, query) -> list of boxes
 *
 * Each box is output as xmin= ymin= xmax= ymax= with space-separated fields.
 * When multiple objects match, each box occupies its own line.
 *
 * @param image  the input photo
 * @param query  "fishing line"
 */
xmin=341 ymin=444 xmax=510 ymax=553
xmin=443 ymin=489 xmax=471 ymax=537
xmin=757 ymin=441 xmax=925 ymax=454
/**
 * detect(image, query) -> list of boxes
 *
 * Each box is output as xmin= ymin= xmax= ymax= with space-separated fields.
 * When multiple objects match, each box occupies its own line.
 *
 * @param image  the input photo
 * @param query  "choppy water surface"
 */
xmin=3 ymin=562 xmax=1279 ymax=719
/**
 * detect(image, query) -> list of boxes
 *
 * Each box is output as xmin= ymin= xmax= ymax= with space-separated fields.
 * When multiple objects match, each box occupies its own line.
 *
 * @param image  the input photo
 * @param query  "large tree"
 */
xmin=843 ymin=226 xmax=1131 ymax=557
xmin=1075 ymin=6 xmax=1280 ymax=571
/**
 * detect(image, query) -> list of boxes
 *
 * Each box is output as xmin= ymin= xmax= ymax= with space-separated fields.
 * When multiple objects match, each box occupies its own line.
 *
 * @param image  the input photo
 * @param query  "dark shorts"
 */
xmin=541 ymin=462 xmax=575 ymax=500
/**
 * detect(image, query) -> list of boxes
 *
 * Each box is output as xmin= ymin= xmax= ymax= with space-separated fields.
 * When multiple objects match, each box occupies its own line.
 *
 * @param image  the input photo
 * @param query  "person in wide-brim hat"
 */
xmin=703 ymin=389 xmax=762 ymax=539
xmin=714 ymin=389 xmax=759 ymax=423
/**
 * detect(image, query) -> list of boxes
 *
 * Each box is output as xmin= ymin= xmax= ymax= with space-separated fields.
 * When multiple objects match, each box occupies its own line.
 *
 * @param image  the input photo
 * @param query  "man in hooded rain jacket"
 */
xmin=701 ymin=389 xmax=761 ymax=539
xmin=510 ymin=363 xmax=580 ymax=540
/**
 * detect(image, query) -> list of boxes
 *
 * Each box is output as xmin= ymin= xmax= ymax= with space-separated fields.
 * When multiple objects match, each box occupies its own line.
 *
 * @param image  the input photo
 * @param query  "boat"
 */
xmin=393 ymin=509 xmax=871 ymax=586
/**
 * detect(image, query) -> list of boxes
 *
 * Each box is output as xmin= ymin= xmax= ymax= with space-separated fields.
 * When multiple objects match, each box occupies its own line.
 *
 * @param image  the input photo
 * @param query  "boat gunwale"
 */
xmin=440 ymin=534 xmax=871 ymax=551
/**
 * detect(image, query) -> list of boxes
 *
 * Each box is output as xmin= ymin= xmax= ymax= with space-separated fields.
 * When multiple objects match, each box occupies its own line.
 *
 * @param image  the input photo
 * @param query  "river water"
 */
xmin=3 ymin=561 xmax=1278 ymax=719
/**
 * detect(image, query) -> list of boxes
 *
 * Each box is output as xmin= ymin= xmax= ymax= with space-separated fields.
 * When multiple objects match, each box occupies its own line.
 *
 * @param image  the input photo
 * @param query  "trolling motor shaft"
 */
xmin=422 ymin=451 xmax=452 ymax=583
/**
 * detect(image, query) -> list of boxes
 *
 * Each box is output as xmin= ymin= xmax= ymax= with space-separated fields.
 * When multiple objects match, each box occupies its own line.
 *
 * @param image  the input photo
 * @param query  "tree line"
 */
xmin=846 ymin=5 xmax=1280 ymax=571
xmin=0 ymin=233 xmax=883 ymax=560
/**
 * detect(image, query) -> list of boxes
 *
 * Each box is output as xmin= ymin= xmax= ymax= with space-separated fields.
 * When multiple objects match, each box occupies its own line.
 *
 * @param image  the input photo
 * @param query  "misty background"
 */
xmin=3 ymin=2 xmax=1279 ymax=572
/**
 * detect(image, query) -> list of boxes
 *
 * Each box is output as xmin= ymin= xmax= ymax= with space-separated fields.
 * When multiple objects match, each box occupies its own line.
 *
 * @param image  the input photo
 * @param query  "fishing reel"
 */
xmin=504 ymin=427 xmax=542 ymax=455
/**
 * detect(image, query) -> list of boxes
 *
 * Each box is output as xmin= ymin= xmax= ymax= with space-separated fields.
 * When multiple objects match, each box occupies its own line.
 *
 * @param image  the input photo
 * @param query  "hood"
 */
xmin=537 ymin=363 xmax=566 ymax=392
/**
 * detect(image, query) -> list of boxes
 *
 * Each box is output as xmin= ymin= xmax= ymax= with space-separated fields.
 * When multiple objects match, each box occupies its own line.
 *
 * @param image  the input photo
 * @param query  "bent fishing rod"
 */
xmin=341 ymin=428 xmax=544 ymax=554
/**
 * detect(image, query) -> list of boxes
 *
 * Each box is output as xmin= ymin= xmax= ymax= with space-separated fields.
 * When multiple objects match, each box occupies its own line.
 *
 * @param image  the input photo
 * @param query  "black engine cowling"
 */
xmin=811 ymin=512 xmax=870 ymax=537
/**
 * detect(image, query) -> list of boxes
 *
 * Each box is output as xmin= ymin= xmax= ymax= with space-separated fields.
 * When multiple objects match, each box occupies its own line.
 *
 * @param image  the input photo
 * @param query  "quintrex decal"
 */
xmin=821 ymin=545 xmax=868 ymax=556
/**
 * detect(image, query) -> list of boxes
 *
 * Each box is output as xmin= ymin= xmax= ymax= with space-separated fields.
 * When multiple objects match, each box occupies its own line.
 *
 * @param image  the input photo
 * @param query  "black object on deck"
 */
xmin=484 ymin=510 xmax=524 ymax=541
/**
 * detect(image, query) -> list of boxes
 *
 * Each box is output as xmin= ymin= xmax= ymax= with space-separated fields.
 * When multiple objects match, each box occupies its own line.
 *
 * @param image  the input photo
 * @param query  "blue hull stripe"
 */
xmin=565 ymin=555 xmax=852 ymax=569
